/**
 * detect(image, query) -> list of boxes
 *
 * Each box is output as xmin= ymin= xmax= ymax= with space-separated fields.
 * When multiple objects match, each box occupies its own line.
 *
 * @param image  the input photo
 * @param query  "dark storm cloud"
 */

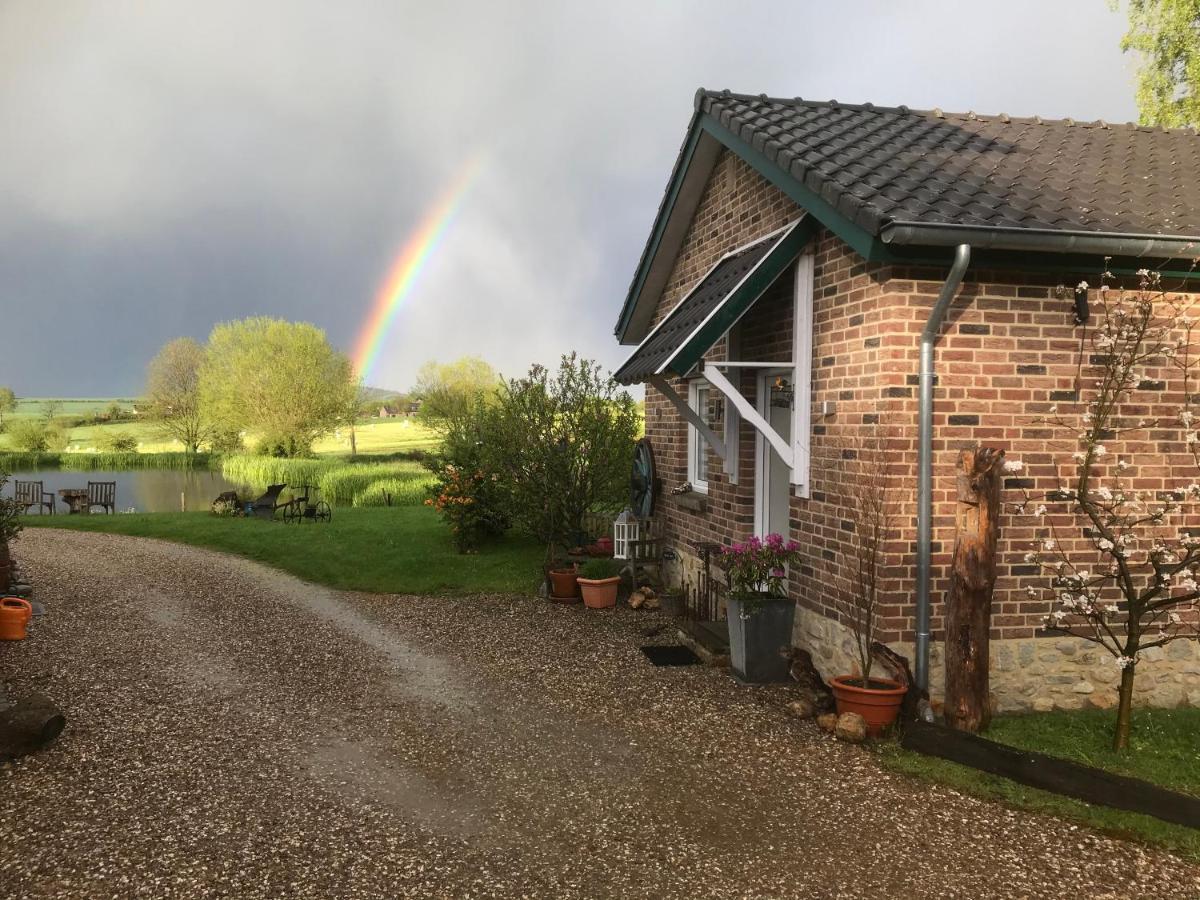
xmin=0 ymin=0 xmax=1137 ymax=395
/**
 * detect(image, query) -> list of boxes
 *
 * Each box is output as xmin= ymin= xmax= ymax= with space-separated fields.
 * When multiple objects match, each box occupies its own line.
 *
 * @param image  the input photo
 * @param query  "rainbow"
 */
xmin=352 ymin=154 xmax=485 ymax=379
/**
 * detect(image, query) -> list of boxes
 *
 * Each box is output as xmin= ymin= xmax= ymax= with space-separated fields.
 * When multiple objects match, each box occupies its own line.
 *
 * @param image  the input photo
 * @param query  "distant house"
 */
xmin=378 ymin=406 xmax=396 ymax=419
xmin=613 ymin=89 xmax=1200 ymax=711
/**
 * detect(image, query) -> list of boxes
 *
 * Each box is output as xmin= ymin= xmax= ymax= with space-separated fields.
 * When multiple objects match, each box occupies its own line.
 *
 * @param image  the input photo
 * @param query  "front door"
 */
xmin=755 ymin=369 xmax=793 ymax=539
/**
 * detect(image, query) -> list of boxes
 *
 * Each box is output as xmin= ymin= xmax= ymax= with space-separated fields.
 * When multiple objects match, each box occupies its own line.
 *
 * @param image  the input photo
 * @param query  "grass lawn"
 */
xmin=23 ymin=506 xmax=544 ymax=595
xmin=877 ymin=707 xmax=1200 ymax=862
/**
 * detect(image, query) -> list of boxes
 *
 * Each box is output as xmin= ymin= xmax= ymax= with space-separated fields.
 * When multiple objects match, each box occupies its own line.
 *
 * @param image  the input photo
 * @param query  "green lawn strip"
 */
xmin=23 ymin=507 xmax=543 ymax=595
xmin=875 ymin=707 xmax=1200 ymax=862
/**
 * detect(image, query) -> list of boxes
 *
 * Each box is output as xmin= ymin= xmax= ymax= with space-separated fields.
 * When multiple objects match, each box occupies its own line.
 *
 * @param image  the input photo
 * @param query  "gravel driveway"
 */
xmin=0 ymin=530 xmax=1196 ymax=899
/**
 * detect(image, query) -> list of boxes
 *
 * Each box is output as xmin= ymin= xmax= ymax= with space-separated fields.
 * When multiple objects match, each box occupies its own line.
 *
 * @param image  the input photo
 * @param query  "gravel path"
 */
xmin=0 ymin=530 xmax=1196 ymax=899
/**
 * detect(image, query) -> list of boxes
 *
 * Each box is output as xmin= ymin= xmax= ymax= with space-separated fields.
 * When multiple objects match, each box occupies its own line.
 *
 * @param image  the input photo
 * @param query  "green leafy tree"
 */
xmin=0 ymin=387 xmax=15 ymax=429
xmin=1122 ymin=0 xmax=1200 ymax=126
xmin=414 ymin=357 xmax=500 ymax=428
xmin=145 ymin=337 xmax=213 ymax=455
xmin=199 ymin=317 xmax=356 ymax=458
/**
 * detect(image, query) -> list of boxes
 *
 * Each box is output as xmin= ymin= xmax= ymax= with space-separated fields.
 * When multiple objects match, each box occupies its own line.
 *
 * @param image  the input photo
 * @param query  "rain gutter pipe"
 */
xmin=915 ymin=243 xmax=971 ymax=694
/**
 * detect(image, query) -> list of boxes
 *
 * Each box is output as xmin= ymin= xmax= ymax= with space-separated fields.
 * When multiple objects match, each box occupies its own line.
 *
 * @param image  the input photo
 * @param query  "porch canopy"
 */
xmin=613 ymin=216 xmax=814 ymax=385
xmin=614 ymin=215 xmax=817 ymax=488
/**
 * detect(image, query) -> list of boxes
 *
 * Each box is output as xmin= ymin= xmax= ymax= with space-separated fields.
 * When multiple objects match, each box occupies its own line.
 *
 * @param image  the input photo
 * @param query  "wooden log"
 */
xmin=0 ymin=692 xmax=65 ymax=761
xmin=944 ymin=446 xmax=1005 ymax=732
xmin=784 ymin=647 xmax=835 ymax=711
xmin=870 ymin=641 xmax=923 ymax=722
xmin=902 ymin=720 xmax=1200 ymax=829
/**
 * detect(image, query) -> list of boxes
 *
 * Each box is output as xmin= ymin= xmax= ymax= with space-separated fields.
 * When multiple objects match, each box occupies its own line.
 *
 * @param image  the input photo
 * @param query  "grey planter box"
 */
xmin=726 ymin=596 xmax=795 ymax=683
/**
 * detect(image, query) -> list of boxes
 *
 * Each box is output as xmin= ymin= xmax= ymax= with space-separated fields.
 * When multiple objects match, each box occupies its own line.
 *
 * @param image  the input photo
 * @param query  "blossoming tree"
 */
xmin=1017 ymin=268 xmax=1200 ymax=751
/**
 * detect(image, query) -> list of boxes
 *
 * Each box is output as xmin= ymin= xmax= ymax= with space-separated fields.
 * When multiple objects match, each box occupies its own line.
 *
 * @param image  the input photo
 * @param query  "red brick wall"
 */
xmin=637 ymin=148 xmax=1200 ymax=648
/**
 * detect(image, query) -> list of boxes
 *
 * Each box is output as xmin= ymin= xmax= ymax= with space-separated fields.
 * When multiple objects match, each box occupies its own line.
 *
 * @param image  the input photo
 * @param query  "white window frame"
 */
xmin=687 ymin=379 xmax=711 ymax=494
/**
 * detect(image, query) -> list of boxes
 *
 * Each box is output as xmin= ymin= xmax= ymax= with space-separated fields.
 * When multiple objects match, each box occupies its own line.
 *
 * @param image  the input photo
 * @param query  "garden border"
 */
xmin=901 ymin=720 xmax=1200 ymax=829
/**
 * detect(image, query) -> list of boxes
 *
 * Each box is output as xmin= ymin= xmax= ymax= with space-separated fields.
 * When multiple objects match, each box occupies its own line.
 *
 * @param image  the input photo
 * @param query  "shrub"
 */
xmin=43 ymin=425 xmax=69 ymax=452
xmin=98 ymin=430 xmax=139 ymax=453
xmin=579 ymin=557 xmax=621 ymax=580
xmin=8 ymin=420 xmax=48 ymax=452
xmin=207 ymin=428 xmax=244 ymax=455
xmin=483 ymin=354 xmax=640 ymax=562
xmin=423 ymin=396 xmax=511 ymax=551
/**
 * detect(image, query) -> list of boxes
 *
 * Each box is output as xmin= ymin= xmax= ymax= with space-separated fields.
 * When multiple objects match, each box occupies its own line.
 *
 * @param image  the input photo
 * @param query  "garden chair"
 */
xmin=13 ymin=480 xmax=53 ymax=515
xmin=627 ymin=517 xmax=666 ymax=590
xmin=87 ymin=481 xmax=116 ymax=515
xmin=251 ymin=484 xmax=288 ymax=520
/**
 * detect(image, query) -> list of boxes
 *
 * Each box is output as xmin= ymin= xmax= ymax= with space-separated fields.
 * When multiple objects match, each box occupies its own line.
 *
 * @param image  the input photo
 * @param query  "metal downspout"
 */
xmin=915 ymin=243 xmax=972 ymax=694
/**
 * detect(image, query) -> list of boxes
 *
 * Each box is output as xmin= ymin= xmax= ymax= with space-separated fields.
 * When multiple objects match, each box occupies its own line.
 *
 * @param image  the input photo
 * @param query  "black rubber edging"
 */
xmin=901 ymin=720 xmax=1200 ymax=830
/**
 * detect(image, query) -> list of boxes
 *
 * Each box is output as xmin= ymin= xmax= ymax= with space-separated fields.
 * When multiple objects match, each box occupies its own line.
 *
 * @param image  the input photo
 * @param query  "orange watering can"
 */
xmin=0 ymin=597 xmax=32 ymax=641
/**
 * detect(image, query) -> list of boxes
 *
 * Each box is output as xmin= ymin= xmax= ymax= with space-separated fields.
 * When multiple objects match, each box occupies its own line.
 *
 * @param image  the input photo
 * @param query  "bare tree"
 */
xmin=145 ymin=337 xmax=213 ymax=455
xmin=842 ymin=418 xmax=900 ymax=684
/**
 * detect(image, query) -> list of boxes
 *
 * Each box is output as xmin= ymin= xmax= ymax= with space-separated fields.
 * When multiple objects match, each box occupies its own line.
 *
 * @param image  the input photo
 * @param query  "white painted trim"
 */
xmin=618 ymin=219 xmax=801 ymax=377
xmin=792 ymin=253 xmax=815 ymax=494
xmin=722 ymin=392 xmax=740 ymax=485
xmin=706 ymin=360 xmax=797 ymax=369
xmin=687 ymin=380 xmax=711 ymax=494
xmin=647 ymin=376 xmax=725 ymax=462
xmin=653 ymin=218 xmax=804 ymax=377
xmin=753 ymin=367 xmax=793 ymax=539
xmin=702 ymin=363 xmax=793 ymax=467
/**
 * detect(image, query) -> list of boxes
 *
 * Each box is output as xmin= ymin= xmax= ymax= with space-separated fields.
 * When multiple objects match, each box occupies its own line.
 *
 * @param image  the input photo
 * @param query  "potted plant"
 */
xmin=547 ymin=563 xmax=580 ymax=601
xmin=0 ymin=473 xmax=23 ymax=593
xmin=718 ymin=534 xmax=802 ymax=682
xmin=577 ymin=557 xmax=622 ymax=609
xmin=829 ymin=423 xmax=906 ymax=736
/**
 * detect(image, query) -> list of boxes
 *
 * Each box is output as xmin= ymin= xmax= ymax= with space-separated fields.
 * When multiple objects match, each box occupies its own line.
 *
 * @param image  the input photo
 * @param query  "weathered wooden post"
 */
xmin=944 ymin=446 xmax=1005 ymax=732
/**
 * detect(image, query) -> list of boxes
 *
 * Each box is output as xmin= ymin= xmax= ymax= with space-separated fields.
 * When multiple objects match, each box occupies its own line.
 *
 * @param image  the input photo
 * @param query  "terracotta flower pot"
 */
xmin=578 ymin=576 xmax=620 ymax=609
xmin=0 ymin=597 xmax=32 ymax=641
xmin=830 ymin=675 xmax=907 ymax=737
xmin=548 ymin=567 xmax=580 ymax=600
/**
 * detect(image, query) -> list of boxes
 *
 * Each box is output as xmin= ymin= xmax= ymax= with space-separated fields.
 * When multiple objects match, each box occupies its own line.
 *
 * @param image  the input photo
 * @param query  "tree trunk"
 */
xmin=1114 ymin=664 xmax=1136 ymax=751
xmin=349 ymin=425 xmax=357 ymax=458
xmin=945 ymin=447 xmax=1005 ymax=732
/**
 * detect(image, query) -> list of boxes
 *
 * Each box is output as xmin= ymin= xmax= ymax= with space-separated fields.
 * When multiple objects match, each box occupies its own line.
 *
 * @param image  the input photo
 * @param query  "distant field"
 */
xmin=8 ymin=398 xmax=139 ymax=419
xmin=1 ymin=398 xmax=440 ymax=457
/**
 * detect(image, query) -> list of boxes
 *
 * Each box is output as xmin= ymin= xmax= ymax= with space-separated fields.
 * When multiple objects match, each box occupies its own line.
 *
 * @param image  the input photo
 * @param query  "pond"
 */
xmin=3 ymin=469 xmax=245 ymax=514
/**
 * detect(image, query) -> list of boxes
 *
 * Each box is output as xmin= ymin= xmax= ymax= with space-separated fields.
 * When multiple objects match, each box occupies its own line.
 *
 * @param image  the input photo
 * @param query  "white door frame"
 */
xmin=754 ymin=366 xmax=794 ymax=539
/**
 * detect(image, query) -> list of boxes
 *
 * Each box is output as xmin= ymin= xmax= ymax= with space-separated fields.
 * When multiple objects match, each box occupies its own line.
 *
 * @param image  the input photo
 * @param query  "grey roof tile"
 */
xmin=698 ymin=90 xmax=1200 ymax=238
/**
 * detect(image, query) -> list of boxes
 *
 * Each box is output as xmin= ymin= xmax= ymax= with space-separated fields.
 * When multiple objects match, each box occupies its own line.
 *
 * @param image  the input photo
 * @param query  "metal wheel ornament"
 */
xmin=282 ymin=502 xmax=299 ymax=524
xmin=315 ymin=500 xmax=332 ymax=523
xmin=630 ymin=437 xmax=659 ymax=520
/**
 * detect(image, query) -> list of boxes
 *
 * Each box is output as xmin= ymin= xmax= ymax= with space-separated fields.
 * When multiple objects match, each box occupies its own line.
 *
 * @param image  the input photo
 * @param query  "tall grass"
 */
xmin=219 ymin=454 xmax=434 ymax=506
xmin=0 ymin=451 xmax=214 ymax=471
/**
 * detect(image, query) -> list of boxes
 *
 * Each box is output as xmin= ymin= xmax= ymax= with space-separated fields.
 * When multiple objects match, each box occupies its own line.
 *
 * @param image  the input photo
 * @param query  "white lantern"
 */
xmin=613 ymin=508 xmax=641 ymax=560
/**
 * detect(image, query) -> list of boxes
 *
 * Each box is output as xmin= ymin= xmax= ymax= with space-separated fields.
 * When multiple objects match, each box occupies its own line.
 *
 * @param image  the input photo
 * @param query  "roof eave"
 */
xmin=882 ymin=220 xmax=1200 ymax=261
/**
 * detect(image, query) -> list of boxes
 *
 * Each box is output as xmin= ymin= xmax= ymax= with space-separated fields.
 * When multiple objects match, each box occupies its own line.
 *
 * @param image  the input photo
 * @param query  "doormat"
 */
xmin=641 ymin=645 xmax=702 ymax=667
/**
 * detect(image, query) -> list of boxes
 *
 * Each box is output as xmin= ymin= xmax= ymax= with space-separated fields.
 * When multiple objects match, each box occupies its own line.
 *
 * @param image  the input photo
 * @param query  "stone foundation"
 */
xmin=792 ymin=605 xmax=1200 ymax=713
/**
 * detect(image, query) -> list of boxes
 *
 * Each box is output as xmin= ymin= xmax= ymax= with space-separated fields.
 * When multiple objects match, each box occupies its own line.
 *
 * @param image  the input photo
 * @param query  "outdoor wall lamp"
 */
xmin=770 ymin=376 xmax=794 ymax=409
xmin=1073 ymin=285 xmax=1090 ymax=324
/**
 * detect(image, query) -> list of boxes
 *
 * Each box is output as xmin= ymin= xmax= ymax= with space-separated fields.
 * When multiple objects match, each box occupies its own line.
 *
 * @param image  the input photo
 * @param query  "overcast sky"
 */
xmin=0 ymin=1 xmax=1139 ymax=397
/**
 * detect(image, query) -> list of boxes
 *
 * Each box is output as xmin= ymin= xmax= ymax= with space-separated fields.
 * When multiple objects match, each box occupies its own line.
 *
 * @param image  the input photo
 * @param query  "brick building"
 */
xmin=613 ymin=90 xmax=1200 ymax=711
